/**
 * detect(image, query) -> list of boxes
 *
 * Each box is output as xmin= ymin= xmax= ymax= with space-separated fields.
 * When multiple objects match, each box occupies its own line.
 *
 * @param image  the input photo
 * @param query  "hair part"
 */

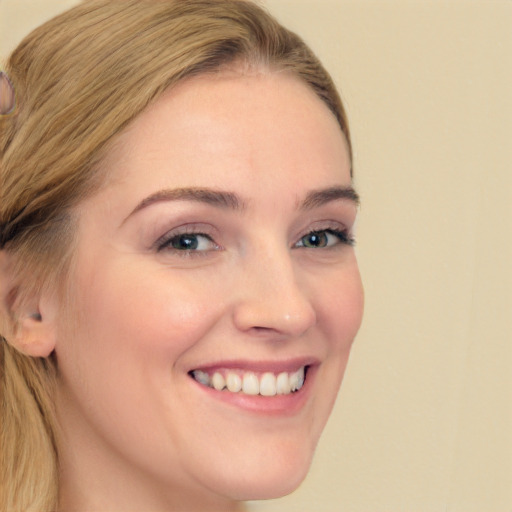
xmin=0 ymin=1 xmax=351 ymax=509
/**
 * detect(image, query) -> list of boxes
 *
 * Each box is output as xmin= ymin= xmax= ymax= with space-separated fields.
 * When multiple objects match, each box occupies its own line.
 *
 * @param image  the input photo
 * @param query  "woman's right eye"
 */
xmin=157 ymin=233 xmax=219 ymax=254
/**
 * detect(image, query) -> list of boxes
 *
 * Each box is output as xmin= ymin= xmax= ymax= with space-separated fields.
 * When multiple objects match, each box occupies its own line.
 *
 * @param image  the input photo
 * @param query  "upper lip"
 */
xmin=189 ymin=356 xmax=320 ymax=374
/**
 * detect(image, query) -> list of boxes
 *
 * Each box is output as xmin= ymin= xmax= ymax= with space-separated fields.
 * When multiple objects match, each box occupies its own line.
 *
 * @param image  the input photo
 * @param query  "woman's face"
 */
xmin=54 ymin=71 xmax=364 ymax=508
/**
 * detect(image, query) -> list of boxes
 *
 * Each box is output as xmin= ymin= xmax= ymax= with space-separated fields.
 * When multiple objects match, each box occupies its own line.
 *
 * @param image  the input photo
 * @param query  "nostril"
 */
xmin=252 ymin=326 xmax=274 ymax=332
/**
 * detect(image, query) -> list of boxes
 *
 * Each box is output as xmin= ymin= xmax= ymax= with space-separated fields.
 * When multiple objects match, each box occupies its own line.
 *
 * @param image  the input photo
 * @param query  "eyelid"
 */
xmin=295 ymin=220 xmax=349 ymax=238
xmin=293 ymin=220 xmax=355 ymax=248
xmin=294 ymin=228 xmax=354 ymax=248
xmin=150 ymin=219 xmax=355 ymax=256
xmin=152 ymin=223 xmax=221 ymax=252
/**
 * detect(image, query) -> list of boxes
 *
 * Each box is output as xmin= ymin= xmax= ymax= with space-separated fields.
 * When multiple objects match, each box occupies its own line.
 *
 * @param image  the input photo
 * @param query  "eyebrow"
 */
xmin=123 ymin=187 xmax=245 ymax=224
xmin=300 ymin=186 xmax=360 ymax=210
xmin=123 ymin=184 xmax=359 ymax=224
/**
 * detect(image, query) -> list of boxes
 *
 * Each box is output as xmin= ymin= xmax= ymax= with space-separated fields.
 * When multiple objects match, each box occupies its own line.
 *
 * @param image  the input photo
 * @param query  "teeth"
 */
xmin=191 ymin=367 xmax=306 ymax=396
xmin=276 ymin=371 xmax=291 ymax=395
xmin=259 ymin=372 xmax=277 ymax=396
xmin=242 ymin=373 xmax=260 ymax=395
xmin=290 ymin=366 xmax=305 ymax=392
xmin=192 ymin=370 xmax=210 ymax=387
xmin=226 ymin=372 xmax=242 ymax=392
xmin=211 ymin=372 xmax=226 ymax=391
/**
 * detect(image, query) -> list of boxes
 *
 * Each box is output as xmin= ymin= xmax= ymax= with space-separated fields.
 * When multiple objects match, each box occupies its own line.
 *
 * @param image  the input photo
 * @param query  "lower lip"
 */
xmin=189 ymin=366 xmax=316 ymax=416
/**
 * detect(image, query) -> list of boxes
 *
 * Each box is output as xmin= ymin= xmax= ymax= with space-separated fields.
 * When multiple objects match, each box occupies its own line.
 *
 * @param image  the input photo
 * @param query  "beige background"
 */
xmin=1 ymin=1 xmax=510 ymax=511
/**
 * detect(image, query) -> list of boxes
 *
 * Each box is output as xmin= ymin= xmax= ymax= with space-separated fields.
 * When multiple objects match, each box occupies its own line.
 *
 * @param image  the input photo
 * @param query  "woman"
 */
xmin=0 ymin=1 xmax=363 ymax=510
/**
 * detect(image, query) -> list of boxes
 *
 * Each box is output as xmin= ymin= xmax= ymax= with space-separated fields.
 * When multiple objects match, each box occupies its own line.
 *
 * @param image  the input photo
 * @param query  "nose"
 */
xmin=231 ymin=248 xmax=317 ymax=338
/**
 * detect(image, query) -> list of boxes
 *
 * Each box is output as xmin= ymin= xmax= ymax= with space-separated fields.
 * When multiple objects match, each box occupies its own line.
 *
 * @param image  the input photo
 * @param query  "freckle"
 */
xmin=0 ymin=71 xmax=16 ymax=115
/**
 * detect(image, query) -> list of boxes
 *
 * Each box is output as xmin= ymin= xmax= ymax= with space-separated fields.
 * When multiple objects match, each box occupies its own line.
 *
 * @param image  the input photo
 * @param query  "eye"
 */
xmin=157 ymin=232 xmax=218 ymax=253
xmin=295 ymin=229 xmax=354 ymax=249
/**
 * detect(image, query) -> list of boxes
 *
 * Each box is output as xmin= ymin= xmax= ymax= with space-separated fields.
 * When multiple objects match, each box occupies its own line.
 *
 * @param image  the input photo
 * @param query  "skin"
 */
xmin=52 ymin=70 xmax=364 ymax=512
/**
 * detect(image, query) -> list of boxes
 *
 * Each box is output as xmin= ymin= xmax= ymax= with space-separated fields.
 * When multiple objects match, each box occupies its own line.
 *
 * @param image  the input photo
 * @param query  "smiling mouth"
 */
xmin=189 ymin=366 xmax=307 ymax=397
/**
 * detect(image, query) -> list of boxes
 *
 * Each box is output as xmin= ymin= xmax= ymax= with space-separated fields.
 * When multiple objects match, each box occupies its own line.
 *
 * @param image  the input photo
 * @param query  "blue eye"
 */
xmin=158 ymin=233 xmax=217 ymax=253
xmin=296 ymin=229 xmax=354 ymax=249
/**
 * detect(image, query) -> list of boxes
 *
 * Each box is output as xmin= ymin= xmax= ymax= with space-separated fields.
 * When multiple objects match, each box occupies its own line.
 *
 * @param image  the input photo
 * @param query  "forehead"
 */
xmin=92 ymin=71 xmax=352 ymax=216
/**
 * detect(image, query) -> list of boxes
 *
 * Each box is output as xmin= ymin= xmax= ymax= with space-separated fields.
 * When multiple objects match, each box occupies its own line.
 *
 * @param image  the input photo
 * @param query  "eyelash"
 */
xmin=155 ymin=227 xmax=355 ymax=256
xmin=295 ymin=228 xmax=355 ymax=249
xmin=155 ymin=229 xmax=218 ymax=256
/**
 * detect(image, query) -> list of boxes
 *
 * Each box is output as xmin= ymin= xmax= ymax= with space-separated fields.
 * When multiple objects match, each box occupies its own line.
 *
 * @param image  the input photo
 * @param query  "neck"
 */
xmin=58 ymin=473 xmax=247 ymax=512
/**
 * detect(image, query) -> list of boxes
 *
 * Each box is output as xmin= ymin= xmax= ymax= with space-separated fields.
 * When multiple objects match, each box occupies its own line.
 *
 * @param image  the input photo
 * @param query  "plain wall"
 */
xmin=1 ymin=1 xmax=510 ymax=511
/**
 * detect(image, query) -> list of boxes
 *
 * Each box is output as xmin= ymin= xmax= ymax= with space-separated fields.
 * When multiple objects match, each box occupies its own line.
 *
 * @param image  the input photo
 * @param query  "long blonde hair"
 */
xmin=0 ymin=1 xmax=351 ymax=510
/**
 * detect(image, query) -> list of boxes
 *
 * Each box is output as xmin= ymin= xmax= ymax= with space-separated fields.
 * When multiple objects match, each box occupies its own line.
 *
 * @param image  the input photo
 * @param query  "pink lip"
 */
xmin=188 ymin=361 xmax=319 ymax=416
xmin=190 ymin=356 xmax=319 ymax=374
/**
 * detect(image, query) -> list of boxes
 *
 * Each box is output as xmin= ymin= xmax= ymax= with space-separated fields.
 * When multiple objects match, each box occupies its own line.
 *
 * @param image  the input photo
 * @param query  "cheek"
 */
xmin=317 ymin=261 xmax=364 ymax=353
xmin=76 ymin=263 xmax=222 ymax=357
xmin=307 ymin=259 xmax=363 ymax=413
xmin=55 ymin=260 xmax=227 ymax=405
xmin=311 ymin=259 xmax=363 ymax=420
xmin=55 ymin=261 xmax=228 ymax=453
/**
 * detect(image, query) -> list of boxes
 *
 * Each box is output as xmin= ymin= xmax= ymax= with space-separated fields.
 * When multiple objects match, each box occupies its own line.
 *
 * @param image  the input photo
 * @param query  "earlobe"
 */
xmin=13 ymin=308 xmax=57 ymax=358
xmin=0 ymin=251 xmax=57 ymax=358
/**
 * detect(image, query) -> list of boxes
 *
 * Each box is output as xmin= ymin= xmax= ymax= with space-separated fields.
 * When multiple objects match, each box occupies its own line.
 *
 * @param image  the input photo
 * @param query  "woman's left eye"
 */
xmin=295 ymin=229 xmax=354 ymax=249
xmin=157 ymin=233 xmax=218 ymax=253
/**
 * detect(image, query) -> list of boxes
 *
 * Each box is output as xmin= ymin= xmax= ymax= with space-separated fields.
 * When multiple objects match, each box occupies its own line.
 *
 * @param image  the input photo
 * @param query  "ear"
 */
xmin=0 ymin=251 xmax=57 ymax=358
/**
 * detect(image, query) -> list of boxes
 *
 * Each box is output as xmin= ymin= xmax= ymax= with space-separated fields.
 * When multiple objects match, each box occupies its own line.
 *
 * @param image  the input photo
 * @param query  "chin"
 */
xmin=218 ymin=466 xmax=311 ymax=502
xmin=197 ymin=437 xmax=317 ymax=502
xmin=243 ymin=468 xmax=310 ymax=501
